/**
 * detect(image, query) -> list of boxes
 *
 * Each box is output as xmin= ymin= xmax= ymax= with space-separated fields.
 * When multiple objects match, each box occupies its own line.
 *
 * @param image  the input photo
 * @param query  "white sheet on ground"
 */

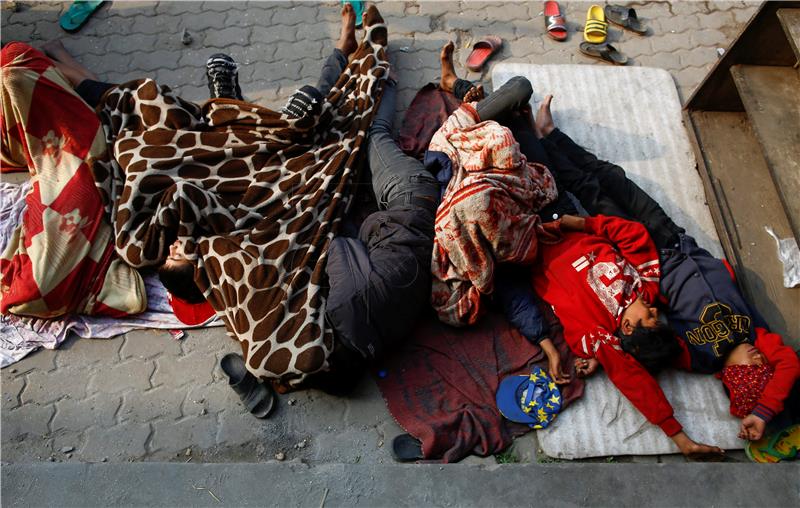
xmin=492 ymin=64 xmax=741 ymax=457
xmin=0 ymin=182 xmax=221 ymax=368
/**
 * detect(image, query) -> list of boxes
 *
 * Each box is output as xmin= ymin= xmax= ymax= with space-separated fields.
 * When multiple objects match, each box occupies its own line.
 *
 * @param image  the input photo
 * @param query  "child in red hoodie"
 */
xmin=524 ymin=96 xmax=799 ymax=454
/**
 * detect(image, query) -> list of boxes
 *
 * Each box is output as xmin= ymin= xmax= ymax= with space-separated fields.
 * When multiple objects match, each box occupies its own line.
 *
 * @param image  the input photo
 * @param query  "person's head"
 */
xmin=720 ymin=344 xmax=774 ymax=418
xmin=618 ymin=296 xmax=681 ymax=374
xmin=157 ymin=240 xmax=205 ymax=304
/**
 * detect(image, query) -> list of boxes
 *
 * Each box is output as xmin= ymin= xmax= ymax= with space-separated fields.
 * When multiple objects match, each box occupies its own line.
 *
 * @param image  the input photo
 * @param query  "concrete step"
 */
xmin=684 ymin=110 xmax=800 ymax=345
xmin=3 ymin=462 xmax=799 ymax=507
xmin=778 ymin=8 xmax=800 ymax=63
xmin=730 ymin=64 xmax=800 ymax=245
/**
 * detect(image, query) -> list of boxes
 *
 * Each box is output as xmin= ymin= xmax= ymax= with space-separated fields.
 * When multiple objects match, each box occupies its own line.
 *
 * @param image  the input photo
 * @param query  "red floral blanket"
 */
xmin=0 ymin=42 xmax=145 ymax=318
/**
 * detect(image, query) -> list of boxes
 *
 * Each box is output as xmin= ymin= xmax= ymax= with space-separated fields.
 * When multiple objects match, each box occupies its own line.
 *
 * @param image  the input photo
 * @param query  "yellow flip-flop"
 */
xmin=584 ymin=5 xmax=608 ymax=44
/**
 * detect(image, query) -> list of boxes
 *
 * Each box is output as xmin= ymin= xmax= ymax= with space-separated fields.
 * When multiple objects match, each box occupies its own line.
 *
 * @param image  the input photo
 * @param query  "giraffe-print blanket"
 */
xmin=93 ymin=23 xmax=389 ymax=384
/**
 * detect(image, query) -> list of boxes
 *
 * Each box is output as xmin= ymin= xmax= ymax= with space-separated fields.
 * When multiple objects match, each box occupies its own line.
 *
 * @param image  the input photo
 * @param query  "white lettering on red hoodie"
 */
xmin=532 ymin=215 xmax=682 ymax=436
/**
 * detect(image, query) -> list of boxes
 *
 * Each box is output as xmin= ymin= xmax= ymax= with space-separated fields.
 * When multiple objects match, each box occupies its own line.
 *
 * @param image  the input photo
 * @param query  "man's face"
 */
xmin=724 ymin=343 xmax=765 ymax=367
xmin=164 ymin=239 xmax=189 ymax=269
xmin=620 ymin=296 xmax=659 ymax=334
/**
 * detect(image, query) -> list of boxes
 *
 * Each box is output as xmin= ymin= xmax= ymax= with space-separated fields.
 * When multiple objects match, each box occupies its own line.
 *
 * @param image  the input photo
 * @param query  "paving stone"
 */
xmin=256 ymin=22 xmax=298 ymax=44
xmin=149 ymin=413 xmax=219 ymax=452
xmin=203 ymin=26 xmax=252 ymax=48
xmin=156 ymin=1 xmax=204 ymax=16
xmin=120 ymin=329 xmax=182 ymax=360
xmin=274 ymin=38 xmax=324 ymax=62
xmin=215 ymin=407 xmax=280 ymax=447
xmin=119 ymin=385 xmax=184 ymax=424
xmin=175 ymin=10 xmax=232 ymax=32
xmin=650 ymin=32 xmax=696 ymax=53
xmin=2 ymin=403 xmax=56 ymax=441
xmin=677 ymin=47 xmax=721 ymax=69
xmin=51 ymin=395 xmax=120 ymax=433
xmin=732 ymin=6 xmax=758 ymax=24
xmin=511 ymin=432 xmax=539 ymax=463
xmin=691 ymin=29 xmax=729 ymax=47
xmin=80 ymin=421 xmax=150 ymax=461
xmin=271 ymin=4 xmax=318 ymax=26
xmin=654 ymin=13 xmax=701 ymax=33
xmin=23 ymin=367 xmax=88 ymax=405
xmin=106 ymin=1 xmax=157 ymax=17
xmin=129 ymin=13 xmax=183 ymax=35
xmin=696 ymin=10 xmax=735 ymax=30
xmin=5 ymin=2 xmax=62 ymax=25
xmin=1 ymin=375 xmax=25 ymax=411
xmin=87 ymin=359 xmax=154 ymax=395
xmin=226 ymin=9 xmax=266 ymax=28
xmin=152 ymin=352 xmax=216 ymax=389
xmin=104 ymin=33 xmax=159 ymax=55
xmin=202 ymin=1 xmax=235 ymax=13
xmin=14 ymin=346 xmax=57 ymax=374
xmin=640 ymin=51 xmax=682 ymax=71
xmin=384 ymin=15 xmax=432 ymax=35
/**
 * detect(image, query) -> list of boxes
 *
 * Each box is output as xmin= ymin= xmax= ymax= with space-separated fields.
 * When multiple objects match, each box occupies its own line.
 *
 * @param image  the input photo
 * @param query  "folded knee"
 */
xmin=506 ymin=76 xmax=533 ymax=100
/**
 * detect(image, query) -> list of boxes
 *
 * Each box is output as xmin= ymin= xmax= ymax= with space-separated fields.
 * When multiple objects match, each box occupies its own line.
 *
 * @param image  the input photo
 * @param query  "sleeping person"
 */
xmin=519 ymin=95 xmax=800 ymax=456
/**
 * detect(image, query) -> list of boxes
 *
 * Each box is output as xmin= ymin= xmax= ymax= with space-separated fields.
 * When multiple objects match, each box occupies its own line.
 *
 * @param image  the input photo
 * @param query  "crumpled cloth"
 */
xmin=0 ymin=182 xmax=220 ymax=367
xmin=398 ymin=82 xmax=461 ymax=160
xmin=429 ymin=103 xmax=560 ymax=326
xmin=375 ymin=310 xmax=584 ymax=463
xmin=765 ymin=226 xmax=800 ymax=288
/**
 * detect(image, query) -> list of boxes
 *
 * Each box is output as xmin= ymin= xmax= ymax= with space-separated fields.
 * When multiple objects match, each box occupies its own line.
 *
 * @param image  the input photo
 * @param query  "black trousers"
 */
xmin=510 ymin=120 xmax=685 ymax=250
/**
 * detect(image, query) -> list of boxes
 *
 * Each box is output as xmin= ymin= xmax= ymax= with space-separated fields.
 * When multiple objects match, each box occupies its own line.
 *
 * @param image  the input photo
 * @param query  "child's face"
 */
xmin=724 ymin=343 xmax=765 ymax=367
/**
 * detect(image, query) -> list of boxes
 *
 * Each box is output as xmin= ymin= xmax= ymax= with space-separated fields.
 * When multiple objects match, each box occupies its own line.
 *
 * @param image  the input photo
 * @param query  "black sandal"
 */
xmin=579 ymin=42 xmax=628 ymax=65
xmin=220 ymin=353 xmax=275 ymax=418
xmin=391 ymin=433 xmax=424 ymax=462
xmin=604 ymin=5 xmax=648 ymax=35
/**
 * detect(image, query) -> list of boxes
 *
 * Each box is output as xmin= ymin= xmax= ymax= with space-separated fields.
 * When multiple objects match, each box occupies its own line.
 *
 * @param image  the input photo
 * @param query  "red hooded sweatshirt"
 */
xmin=532 ymin=215 xmax=682 ymax=436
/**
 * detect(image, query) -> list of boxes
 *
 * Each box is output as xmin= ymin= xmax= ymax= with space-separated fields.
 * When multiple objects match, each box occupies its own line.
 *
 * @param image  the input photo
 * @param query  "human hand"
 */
xmin=559 ymin=214 xmax=585 ymax=232
xmin=574 ymin=357 xmax=600 ymax=378
xmin=540 ymin=338 xmax=571 ymax=384
xmin=738 ymin=414 xmax=767 ymax=441
xmin=671 ymin=431 xmax=725 ymax=460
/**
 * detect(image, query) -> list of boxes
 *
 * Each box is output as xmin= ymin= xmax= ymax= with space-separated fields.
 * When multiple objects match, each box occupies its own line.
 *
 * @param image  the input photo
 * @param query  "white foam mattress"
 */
xmin=492 ymin=63 xmax=741 ymax=458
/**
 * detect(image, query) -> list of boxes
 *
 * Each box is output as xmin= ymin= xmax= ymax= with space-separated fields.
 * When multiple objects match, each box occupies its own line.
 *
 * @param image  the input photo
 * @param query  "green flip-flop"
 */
xmin=60 ymin=1 xmax=105 ymax=33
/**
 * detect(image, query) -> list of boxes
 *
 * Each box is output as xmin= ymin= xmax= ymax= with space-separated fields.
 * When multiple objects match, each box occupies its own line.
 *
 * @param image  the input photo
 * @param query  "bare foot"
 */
xmin=363 ymin=4 xmax=387 ymax=46
xmin=534 ymin=94 xmax=555 ymax=138
xmin=463 ymin=84 xmax=484 ymax=102
xmin=439 ymin=41 xmax=457 ymax=93
xmin=336 ymin=3 xmax=358 ymax=57
xmin=574 ymin=357 xmax=600 ymax=378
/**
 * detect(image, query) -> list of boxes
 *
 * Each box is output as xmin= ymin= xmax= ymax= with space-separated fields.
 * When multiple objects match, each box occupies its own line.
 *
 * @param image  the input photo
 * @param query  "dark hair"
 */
xmin=157 ymin=260 xmax=205 ymax=304
xmin=620 ymin=322 xmax=681 ymax=374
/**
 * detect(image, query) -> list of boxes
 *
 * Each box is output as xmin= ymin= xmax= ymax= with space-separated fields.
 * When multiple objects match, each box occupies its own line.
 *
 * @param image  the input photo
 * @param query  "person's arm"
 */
xmin=494 ymin=266 xmax=549 ymax=344
xmin=591 ymin=329 xmax=682 ymax=436
xmin=540 ymin=337 xmax=571 ymax=384
xmin=591 ymin=329 xmax=724 ymax=457
xmin=583 ymin=215 xmax=662 ymax=305
xmin=753 ymin=328 xmax=800 ymax=421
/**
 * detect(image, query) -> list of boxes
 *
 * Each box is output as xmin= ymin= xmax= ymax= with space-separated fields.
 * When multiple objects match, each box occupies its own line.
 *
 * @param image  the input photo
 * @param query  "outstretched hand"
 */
xmin=738 ymin=414 xmax=767 ymax=441
xmin=671 ymin=431 xmax=725 ymax=461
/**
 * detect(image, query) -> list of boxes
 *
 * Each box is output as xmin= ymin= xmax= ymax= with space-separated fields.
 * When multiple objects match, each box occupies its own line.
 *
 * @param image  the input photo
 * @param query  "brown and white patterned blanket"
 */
xmin=93 ymin=19 xmax=389 ymax=384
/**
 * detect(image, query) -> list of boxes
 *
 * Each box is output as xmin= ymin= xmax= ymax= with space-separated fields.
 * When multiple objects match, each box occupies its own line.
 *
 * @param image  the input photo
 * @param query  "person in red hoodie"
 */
xmin=524 ymin=95 xmax=799 ymax=457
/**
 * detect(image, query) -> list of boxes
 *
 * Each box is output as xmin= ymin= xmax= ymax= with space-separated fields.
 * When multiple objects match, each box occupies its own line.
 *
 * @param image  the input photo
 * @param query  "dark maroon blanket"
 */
xmin=375 ymin=309 xmax=584 ymax=463
xmin=398 ymin=82 xmax=461 ymax=160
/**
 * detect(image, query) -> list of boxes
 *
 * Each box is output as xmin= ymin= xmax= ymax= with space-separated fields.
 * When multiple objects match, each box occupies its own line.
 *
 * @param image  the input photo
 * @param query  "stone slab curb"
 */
xmin=2 ymin=462 xmax=799 ymax=507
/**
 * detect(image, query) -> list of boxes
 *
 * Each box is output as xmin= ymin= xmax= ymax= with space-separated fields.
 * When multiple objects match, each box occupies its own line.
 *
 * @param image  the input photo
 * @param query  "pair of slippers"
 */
xmin=220 ymin=353 xmax=275 ymax=418
xmin=580 ymin=4 xmax=648 ymax=65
